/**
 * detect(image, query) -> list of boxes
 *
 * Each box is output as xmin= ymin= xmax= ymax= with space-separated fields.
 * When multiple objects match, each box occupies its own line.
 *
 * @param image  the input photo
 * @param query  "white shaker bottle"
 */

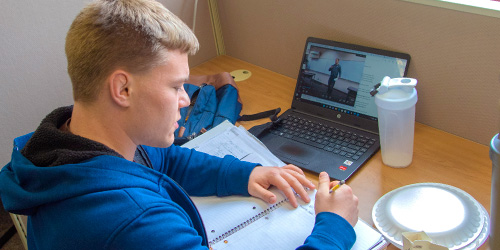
xmin=372 ymin=76 xmax=418 ymax=168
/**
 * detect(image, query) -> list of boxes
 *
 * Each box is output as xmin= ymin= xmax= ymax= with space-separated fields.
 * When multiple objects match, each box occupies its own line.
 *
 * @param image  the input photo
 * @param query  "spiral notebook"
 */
xmin=184 ymin=121 xmax=388 ymax=249
xmin=191 ymin=188 xmax=386 ymax=250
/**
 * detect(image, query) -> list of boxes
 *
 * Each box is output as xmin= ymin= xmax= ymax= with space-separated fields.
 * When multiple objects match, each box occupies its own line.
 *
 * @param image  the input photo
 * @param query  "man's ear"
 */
xmin=108 ymin=70 xmax=132 ymax=107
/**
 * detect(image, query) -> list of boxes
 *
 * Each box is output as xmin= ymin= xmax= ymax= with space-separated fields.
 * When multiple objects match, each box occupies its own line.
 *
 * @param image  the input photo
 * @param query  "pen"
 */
xmin=329 ymin=180 xmax=345 ymax=193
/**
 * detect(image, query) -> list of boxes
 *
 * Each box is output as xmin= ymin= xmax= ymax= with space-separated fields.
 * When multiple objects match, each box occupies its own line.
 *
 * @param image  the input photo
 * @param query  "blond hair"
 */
xmin=65 ymin=0 xmax=199 ymax=102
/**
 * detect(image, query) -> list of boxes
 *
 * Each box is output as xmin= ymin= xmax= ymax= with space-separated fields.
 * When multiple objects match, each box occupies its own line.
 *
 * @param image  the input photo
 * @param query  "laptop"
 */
xmin=256 ymin=37 xmax=411 ymax=180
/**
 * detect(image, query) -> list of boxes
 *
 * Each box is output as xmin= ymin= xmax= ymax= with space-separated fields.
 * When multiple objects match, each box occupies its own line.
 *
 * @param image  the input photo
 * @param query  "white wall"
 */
xmin=0 ymin=0 xmax=216 ymax=169
xmin=0 ymin=1 xmax=83 ymax=168
xmin=219 ymin=0 xmax=500 ymax=145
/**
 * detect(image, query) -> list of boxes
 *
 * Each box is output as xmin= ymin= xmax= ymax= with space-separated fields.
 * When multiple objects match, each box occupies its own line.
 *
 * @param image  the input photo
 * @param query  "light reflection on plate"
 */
xmin=372 ymin=183 xmax=488 ymax=249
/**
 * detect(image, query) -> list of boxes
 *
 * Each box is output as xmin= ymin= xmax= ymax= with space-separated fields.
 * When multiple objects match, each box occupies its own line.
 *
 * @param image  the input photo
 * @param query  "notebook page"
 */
xmin=197 ymin=189 xmax=316 ymax=250
xmin=208 ymin=202 xmax=386 ymax=250
xmin=210 ymin=194 xmax=315 ymax=250
xmin=351 ymin=219 xmax=387 ymax=250
xmin=196 ymin=190 xmax=386 ymax=250
xmin=191 ymin=194 xmax=277 ymax=243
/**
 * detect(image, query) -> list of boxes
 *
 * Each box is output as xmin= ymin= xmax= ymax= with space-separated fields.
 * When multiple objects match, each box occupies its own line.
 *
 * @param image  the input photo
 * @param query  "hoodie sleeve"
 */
xmin=298 ymin=212 xmax=356 ymax=250
xmin=143 ymin=145 xmax=258 ymax=197
xmin=106 ymin=200 xmax=209 ymax=250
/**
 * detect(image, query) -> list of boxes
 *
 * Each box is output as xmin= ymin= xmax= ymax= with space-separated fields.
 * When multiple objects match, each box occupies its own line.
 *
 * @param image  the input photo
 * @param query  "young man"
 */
xmin=0 ymin=0 xmax=358 ymax=249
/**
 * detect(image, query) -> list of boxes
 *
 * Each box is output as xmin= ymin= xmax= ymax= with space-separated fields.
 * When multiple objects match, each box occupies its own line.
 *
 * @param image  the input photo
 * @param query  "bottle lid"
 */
xmin=373 ymin=76 xmax=418 ymax=110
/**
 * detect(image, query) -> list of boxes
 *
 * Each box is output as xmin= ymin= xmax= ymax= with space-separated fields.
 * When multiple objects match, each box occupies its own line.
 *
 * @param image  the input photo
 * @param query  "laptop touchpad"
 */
xmin=274 ymin=142 xmax=317 ymax=165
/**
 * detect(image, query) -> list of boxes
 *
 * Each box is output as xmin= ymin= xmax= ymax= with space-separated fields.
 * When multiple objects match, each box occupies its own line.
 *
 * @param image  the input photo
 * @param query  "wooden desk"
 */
xmin=191 ymin=55 xmax=492 ymax=249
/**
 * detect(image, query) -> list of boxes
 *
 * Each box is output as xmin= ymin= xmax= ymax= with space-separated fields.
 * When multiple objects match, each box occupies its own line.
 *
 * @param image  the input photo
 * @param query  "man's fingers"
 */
xmin=282 ymin=164 xmax=305 ymax=175
xmin=318 ymin=172 xmax=332 ymax=193
xmin=283 ymin=165 xmax=315 ymax=189
xmin=280 ymin=170 xmax=311 ymax=203
xmin=249 ymin=183 xmax=277 ymax=204
xmin=271 ymin=175 xmax=299 ymax=208
xmin=248 ymin=166 xmax=317 ymax=208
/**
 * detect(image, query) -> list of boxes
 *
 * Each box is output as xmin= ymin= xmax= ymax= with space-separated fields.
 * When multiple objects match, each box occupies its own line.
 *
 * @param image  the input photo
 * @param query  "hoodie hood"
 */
xmin=20 ymin=106 xmax=122 ymax=167
xmin=0 ymin=106 xmax=160 ymax=215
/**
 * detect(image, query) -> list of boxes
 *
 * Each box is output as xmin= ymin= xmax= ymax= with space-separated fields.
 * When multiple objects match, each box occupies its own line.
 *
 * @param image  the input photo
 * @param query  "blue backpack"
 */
xmin=174 ymin=78 xmax=279 ymax=145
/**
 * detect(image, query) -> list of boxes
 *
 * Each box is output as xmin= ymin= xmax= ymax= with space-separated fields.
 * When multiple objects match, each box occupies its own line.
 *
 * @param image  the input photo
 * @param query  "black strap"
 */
xmin=248 ymin=117 xmax=284 ymax=138
xmin=0 ymin=226 xmax=17 ymax=249
xmin=237 ymin=108 xmax=281 ymax=122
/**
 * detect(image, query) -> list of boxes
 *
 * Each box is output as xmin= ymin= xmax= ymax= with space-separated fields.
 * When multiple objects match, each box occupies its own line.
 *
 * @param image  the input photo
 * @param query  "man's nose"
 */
xmin=179 ymin=88 xmax=190 ymax=108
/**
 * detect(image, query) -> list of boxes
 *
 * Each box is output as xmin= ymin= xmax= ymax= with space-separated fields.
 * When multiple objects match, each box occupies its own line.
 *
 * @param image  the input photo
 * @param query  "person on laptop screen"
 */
xmin=327 ymin=58 xmax=342 ymax=97
xmin=0 ymin=0 xmax=358 ymax=249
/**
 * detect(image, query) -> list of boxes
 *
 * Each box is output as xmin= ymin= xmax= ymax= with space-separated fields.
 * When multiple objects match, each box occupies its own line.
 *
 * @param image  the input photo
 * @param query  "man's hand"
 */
xmin=248 ymin=165 xmax=316 ymax=208
xmin=315 ymin=172 xmax=358 ymax=226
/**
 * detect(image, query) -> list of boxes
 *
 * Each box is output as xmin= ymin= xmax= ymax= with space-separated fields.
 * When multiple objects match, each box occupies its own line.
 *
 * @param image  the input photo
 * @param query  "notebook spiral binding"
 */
xmin=208 ymin=198 xmax=289 ymax=247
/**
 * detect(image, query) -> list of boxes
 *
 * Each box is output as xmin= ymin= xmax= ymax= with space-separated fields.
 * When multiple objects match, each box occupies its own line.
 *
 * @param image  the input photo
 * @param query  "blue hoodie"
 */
xmin=0 ymin=106 xmax=355 ymax=250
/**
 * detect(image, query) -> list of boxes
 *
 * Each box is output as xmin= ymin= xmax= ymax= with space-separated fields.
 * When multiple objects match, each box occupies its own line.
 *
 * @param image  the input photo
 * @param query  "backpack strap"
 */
xmin=248 ymin=115 xmax=284 ymax=138
xmin=237 ymin=108 xmax=281 ymax=122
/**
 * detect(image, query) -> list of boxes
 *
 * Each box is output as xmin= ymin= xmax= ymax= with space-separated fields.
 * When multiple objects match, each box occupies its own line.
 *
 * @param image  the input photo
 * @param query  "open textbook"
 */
xmin=183 ymin=121 xmax=388 ymax=250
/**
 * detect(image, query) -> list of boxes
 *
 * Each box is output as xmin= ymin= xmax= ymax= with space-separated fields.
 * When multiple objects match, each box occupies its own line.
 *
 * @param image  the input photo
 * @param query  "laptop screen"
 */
xmin=293 ymin=37 xmax=410 ymax=127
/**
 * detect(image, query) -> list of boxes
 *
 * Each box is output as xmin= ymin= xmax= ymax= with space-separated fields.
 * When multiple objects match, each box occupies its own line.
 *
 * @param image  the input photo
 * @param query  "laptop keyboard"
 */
xmin=269 ymin=114 xmax=376 ymax=161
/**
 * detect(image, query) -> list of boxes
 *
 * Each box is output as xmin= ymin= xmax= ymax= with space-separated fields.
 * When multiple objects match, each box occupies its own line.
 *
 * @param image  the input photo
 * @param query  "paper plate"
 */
xmin=460 ymin=203 xmax=489 ymax=250
xmin=372 ymin=183 xmax=486 ymax=249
